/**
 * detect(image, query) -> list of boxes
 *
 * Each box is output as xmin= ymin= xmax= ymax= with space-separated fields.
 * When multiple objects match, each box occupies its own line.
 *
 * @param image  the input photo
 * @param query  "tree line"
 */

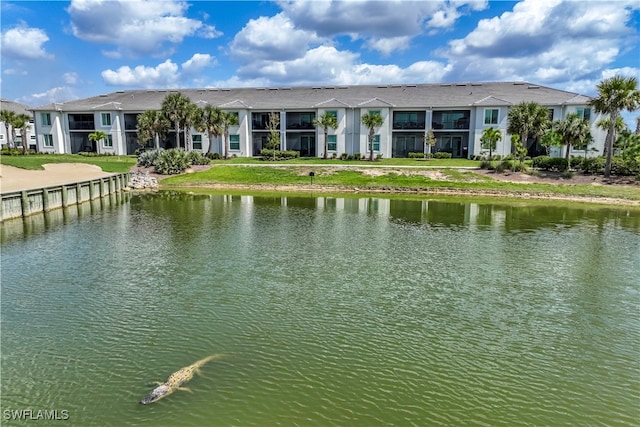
xmin=479 ymin=75 xmax=639 ymax=177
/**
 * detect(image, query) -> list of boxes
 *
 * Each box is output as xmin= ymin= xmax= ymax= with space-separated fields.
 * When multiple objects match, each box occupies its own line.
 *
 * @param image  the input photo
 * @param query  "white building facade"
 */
xmin=0 ymin=99 xmax=36 ymax=150
xmin=30 ymin=82 xmax=606 ymax=159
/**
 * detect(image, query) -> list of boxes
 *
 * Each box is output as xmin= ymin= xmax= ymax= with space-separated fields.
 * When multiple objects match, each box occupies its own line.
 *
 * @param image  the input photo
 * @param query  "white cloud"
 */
xmin=4 ymin=69 xmax=28 ymax=76
xmin=365 ymin=36 xmax=412 ymax=56
xmin=18 ymin=86 xmax=78 ymax=106
xmin=63 ymin=72 xmax=79 ymax=85
xmin=230 ymin=13 xmax=319 ymax=62
xmin=1 ymin=24 xmax=51 ymax=60
xmin=67 ymin=0 xmax=221 ymax=57
xmin=229 ymin=44 xmax=450 ymax=88
xmin=278 ymin=0 xmax=487 ymax=54
xmin=182 ymin=53 xmax=216 ymax=74
xmin=441 ymin=0 xmax=640 ymax=89
xmin=101 ymin=60 xmax=180 ymax=88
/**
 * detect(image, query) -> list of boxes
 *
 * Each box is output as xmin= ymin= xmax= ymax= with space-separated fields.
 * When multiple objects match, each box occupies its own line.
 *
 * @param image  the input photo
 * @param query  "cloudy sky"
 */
xmin=1 ymin=0 xmax=638 ymax=110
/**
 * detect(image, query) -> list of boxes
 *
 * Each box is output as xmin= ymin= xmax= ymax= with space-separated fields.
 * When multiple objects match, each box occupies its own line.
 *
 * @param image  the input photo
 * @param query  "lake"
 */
xmin=1 ymin=192 xmax=639 ymax=426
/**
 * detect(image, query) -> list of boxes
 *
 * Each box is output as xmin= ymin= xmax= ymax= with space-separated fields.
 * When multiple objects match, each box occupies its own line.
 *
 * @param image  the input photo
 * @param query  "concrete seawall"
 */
xmin=1 ymin=173 xmax=130 ymax=221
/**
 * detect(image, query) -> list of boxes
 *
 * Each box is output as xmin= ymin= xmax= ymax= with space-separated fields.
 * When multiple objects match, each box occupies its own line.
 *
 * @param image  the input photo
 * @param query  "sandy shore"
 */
xmin=0 ymin=163 xmax=115 ymax=193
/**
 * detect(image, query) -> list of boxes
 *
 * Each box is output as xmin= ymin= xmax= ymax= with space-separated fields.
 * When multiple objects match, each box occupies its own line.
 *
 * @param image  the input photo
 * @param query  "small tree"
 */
xmin=424 ymin=129 xmax=436 ymax=156
xmin=266 ymin=112 xmax=280 ymax=149
xmin=361 ymin=112 xmax=384 ymax=161
xmin=198 ymin=105 xmax=223 ymax=154
xmin=511 ymin=134 xmax=527 ymax=170
xmin=480 ymin=127 xmax=501 ymax=159
xmin=313 ymin=113 xmax=338 ymax=159
xmin=539 ymin=130 xmax=563 ymax=155
xmin=89 ymin=130 xmax=108 ymax=153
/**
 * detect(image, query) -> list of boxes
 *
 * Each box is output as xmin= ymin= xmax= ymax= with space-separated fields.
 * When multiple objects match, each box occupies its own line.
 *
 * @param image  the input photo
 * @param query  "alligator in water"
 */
xmin=140 ymin=354 xmax=223 ymax=404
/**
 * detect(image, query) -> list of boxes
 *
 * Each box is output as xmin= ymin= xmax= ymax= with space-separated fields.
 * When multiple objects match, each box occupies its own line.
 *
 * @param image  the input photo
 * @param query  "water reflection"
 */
xmin=1 ymin=192 xmax=131 ymax=243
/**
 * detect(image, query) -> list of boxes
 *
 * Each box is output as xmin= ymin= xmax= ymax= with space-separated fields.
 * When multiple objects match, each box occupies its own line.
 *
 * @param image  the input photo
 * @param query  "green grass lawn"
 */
xmin=212 ymin=157 xmax=480 ymax=167
xmin=162 ymin=165 xmax=640 ymax=201
xmin=0 ymin=154 xmax=137 ymax=173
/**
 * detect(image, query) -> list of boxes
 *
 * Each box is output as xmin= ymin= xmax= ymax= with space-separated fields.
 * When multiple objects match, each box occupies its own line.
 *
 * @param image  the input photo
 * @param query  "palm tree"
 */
xmin=1 ymin=109 xmax=16 ymax=148
xmin=590 ymin=75 xmax=640 ymax=177
xmin=183 ymin=102 xmax=202 ymax=151
xmin=507 ymin=102 xmax=551 ymax=154
xmin=596 ymin=116 xmax=626 ymax=159
xmin=137 ymin=110 xmax=170 ymax=150
xmin=220 ymin=111 xmax=239 ymax=159
xmin=313 ymin=112 xmax=338 ymax=159
xmin=198 ymin=105 xmax=223 ymax=154
xmin=361 ymin=112 xmax=384 ymax=161
xmin=12 ymin=113 xmax=31 ymax=154
xmin=554 ymin=113 xmax=592 ymax=168
xmin=161 ymin=92 xmax=190 ymax=149
xmin=480 ymin=127 xmax=502 ymax=159
xmin=88 ymin=130 xmax=108 ymax=153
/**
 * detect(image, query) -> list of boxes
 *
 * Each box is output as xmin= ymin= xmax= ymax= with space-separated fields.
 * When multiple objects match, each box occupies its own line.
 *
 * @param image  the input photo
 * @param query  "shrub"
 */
xmin=580 ymin=157 xmax=605 ymax=174
xmin=137 ymin=149 xmax=162 ymax=167
xmin=611 ymin=157 xmax=640 ymax=176
xmin=260 ymin=149 xmax=300 ymax=161
xmin=570 ymin=156 xmax=584 ymax=171
xmin=479 ymin=160 xmax=493 ymax=170
xmin=494 ymin=161 xmax=507 ymax=173
xmin=205 ymin=152 xmax=222 ymax=160
xmin=79 ymin=152 xmax=114 ymax=157
xmin=408 ymin=152 xmax=426 ymax=159
xmin=561 ymin=170 xmax=574 ymax=179
xmin=549 ymin=157 xmax=568 ymax=172
xmin=154 ymin=148 xmax=191 ymax=174
xmin=532 ymin=155 xmax=551 ymax=170
xmin=353 ymin=152 xmax=362 ymax=160
xmin=340 ymin=153 xmax=349 ymax=160
xmin=433 ymin=151 xmax=452 ymax=159
xmin=0 ymin=148 xmax=27 ymax=156
xmin=376 ymin=153 xmax=383 ymax=161
xmin=187 ymin=151 xmax=210 ymax=166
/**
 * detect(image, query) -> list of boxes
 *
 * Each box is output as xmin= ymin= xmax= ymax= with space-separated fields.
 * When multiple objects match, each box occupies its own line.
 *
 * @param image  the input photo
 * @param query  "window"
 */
xmin=229 ymin=134 xmax=240 ymax=150
xmin=102 ymin=134 xmax=113 ymax=148
xmin=577 ymin=107 xmax=591 ymax=121
xmin=369 ymin=110 xmax=381 ymax=117
xmin=0 ymin=135 xmax=4 ymax=140
xmin=484 ymin=109 xmax=499 ymax=125
xmin=41 ymin=113 xmax=52 ymax=126
xmin=326 ymin=110 xmax=337 ymax=119
xmin=327 ymin=135 xmax=337 ymax=151
xmin=393 ymin=111 xmax=426 ymax=129
xmin=373 ymin=135 xmax=380 ymax=151
xmin=192 ymin=135 xmax=202 ymax=150
xmin=101 ymin=113 xmax=112 ymax=126
xmin=43 ymin=134 xmax=54 ymax=147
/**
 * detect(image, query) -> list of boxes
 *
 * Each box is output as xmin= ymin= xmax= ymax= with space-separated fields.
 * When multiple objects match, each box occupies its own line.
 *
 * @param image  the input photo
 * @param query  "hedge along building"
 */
xmin=30 ymin=82 xmax=606 ymax=159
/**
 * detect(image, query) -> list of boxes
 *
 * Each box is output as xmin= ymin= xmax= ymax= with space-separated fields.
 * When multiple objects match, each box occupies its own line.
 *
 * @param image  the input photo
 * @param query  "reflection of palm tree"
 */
xmin=507 ymin=102 xmax=551 ymax=154
xmin=590 ymin=76 xmax=640 ymax=177
xmin=361 ymin=112 xmax=384 ymax=161
xmin=313 ymin=113 xmax=338 ymax=159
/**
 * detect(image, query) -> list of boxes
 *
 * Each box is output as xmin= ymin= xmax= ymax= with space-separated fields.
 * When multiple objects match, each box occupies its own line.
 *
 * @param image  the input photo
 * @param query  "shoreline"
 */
xmin=161 ymin=182 xmax=640 ymax=207
xmin=1 ymin=162 xmax=638 ymax=207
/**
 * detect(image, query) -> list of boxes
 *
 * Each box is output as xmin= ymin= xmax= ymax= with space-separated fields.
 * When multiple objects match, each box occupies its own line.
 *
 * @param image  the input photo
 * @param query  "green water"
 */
xmin=1 ymin=193 xmax=639 ymax=426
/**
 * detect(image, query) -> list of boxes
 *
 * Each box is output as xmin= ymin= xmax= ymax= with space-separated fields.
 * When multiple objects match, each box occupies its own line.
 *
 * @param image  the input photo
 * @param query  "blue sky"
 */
xmin=1 ymin=0 xmax=639 ymax=114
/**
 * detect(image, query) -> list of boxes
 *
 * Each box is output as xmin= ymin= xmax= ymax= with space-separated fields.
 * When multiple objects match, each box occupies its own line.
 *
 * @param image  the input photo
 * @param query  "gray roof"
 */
xmin=1 ymin=99 xmax=33 ymax=116
xmin=31 ymin=82 xmax=592 ymax=112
